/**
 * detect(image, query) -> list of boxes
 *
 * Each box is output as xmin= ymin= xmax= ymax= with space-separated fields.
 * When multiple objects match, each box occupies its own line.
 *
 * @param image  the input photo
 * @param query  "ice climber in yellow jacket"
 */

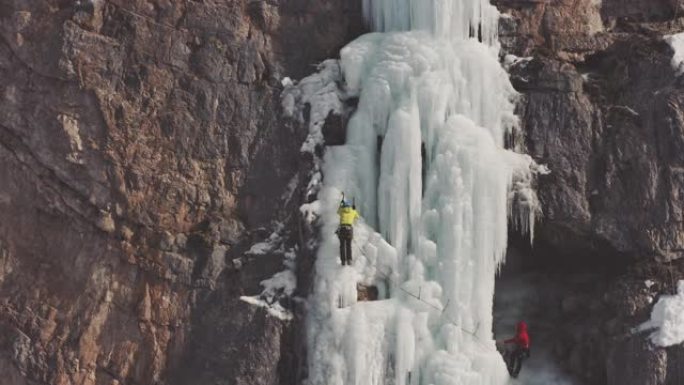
xmin=336 ymin=198 xmax=359 ymax=265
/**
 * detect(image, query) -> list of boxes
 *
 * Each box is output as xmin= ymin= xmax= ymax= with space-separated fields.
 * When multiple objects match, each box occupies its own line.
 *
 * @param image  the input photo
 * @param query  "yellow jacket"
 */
xmin=338 ymin=206 xmax=359 ymax=226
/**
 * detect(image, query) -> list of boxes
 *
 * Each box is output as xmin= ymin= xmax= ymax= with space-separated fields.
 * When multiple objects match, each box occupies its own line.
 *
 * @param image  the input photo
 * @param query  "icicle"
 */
xmin=362 ymin=0 xmax=501 ymax=45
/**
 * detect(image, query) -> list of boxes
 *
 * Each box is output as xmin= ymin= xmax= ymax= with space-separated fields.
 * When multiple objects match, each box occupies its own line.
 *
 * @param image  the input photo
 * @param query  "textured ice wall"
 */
xmin=362 ymin=0 xmax=500 ymax=43
xmin=305 ymin=1 xmax=543 ymax=385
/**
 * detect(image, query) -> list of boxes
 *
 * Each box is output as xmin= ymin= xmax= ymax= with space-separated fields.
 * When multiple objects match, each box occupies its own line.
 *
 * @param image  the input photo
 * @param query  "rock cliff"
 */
xmin=496 ymin=0 xmax=684 ymax=263
xmin=495 ymin=1 xmax=684 ymax=384
xmin=1 ymin=1 xmax=684 ymax=385
xmin=0 ymin=1 xmax=361 ymax=384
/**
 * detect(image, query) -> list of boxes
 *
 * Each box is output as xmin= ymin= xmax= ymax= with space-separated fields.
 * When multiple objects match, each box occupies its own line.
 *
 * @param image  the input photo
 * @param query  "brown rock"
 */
xmin=357 ymin=284 xmax=380 ymax=302
xmin=0 ymin=1 xmax=364 ymax=384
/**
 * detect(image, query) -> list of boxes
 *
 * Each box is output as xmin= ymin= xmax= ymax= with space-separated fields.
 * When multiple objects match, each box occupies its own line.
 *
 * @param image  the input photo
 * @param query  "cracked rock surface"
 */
xmin=496 ymin=1 xmax=684 ymax=384
xmin=0 ymin=1 xmax=362 ymax=384
xmin=2 ymin=1 xmax=684 ymax=385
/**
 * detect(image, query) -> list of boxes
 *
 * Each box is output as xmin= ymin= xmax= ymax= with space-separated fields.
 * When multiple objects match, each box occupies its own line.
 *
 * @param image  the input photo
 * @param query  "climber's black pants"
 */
xmin=509 ymin=347 xmax=530 ymax=378
xmin=337 ymin=225 xmax=353 ymax=265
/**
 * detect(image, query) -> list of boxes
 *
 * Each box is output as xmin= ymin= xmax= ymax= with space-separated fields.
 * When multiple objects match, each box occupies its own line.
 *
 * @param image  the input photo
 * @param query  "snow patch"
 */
xmin=300 ymin=200 xmax=322 ymax=224
xmin=261 ymin=266 xmax=296 ymax=300
xmin=281 ymin=60 xmax=346 ymax=153
xmin=281 ymin=77 xmax=294 ymax=87
xmin=242 ymin=228 xmax=298 ymax=321
xmin=246 ymin=226 xmax=283 ymax=256
xmin=239 ymin=296 xmax=294 ymax=321
xmin=665 ymin=33 xmax=684 ymax=75
xmin=638 ymin=281 xmax=684 ymax=347
xmin=503 ymin=54 xmax=532 ymax=71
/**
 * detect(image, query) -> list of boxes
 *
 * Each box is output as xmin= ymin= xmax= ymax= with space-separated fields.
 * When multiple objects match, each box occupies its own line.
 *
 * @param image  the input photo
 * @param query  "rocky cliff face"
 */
xmin=495 ymin=1 xmax=684 ymax=384
xmin=1 ymin=1 xmax=684 ymax=385
xmin=0 ymin=1 xmax=362 ymax=384
xmin=496 ymin=0 xmax=684 ymax=263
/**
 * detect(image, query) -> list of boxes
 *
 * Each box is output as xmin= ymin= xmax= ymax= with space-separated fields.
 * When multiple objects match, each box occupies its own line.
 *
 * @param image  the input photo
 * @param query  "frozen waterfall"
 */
xmin=303 ymin=1 xmax=543 ymax=385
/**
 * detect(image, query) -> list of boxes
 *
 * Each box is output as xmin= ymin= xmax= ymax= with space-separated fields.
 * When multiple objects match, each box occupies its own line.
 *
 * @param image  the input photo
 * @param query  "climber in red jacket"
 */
xmin=504 ymin=321 xmax=531 ymax=378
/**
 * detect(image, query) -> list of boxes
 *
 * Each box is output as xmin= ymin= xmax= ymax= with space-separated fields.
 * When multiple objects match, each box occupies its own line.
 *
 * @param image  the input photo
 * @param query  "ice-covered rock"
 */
xmin=639 ymin=281 xmax=684 ymax=347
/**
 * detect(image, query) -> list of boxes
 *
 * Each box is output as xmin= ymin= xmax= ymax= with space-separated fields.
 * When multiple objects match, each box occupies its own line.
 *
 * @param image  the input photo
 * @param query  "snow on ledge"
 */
xmin=503 ymin=54 xmax=532 ymax=71
xmin=245 ymin=225 xmax=284 ymax=256
xmin=240 ymin=295 xmax=294 ymax=321
xmin=665 ymin=33 xmax=684 ymax=75
xmin=638 ymin=280 xmax=684 ymax=347
xmin=241 ymin=225 xmax=297 ymax=322
xmin=280 ymin=60 xmax=345 ymax=154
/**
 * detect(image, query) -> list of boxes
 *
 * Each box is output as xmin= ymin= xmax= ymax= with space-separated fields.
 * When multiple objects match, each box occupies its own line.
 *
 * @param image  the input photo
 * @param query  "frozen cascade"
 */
xmin=304 ymin=1 xmax=544 ymax=385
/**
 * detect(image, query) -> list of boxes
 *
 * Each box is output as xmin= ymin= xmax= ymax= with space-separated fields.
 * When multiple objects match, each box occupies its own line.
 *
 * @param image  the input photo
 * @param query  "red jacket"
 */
xmin=505 ymin=321 xmax=530 ymax=349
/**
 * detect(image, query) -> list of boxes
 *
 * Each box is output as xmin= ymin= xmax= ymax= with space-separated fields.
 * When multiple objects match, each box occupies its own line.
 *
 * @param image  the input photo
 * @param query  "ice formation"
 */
xmin=638 ymin=281 xmax=684 ymax=347
xmin=305 ymin=1 xmax=544 ymax=384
